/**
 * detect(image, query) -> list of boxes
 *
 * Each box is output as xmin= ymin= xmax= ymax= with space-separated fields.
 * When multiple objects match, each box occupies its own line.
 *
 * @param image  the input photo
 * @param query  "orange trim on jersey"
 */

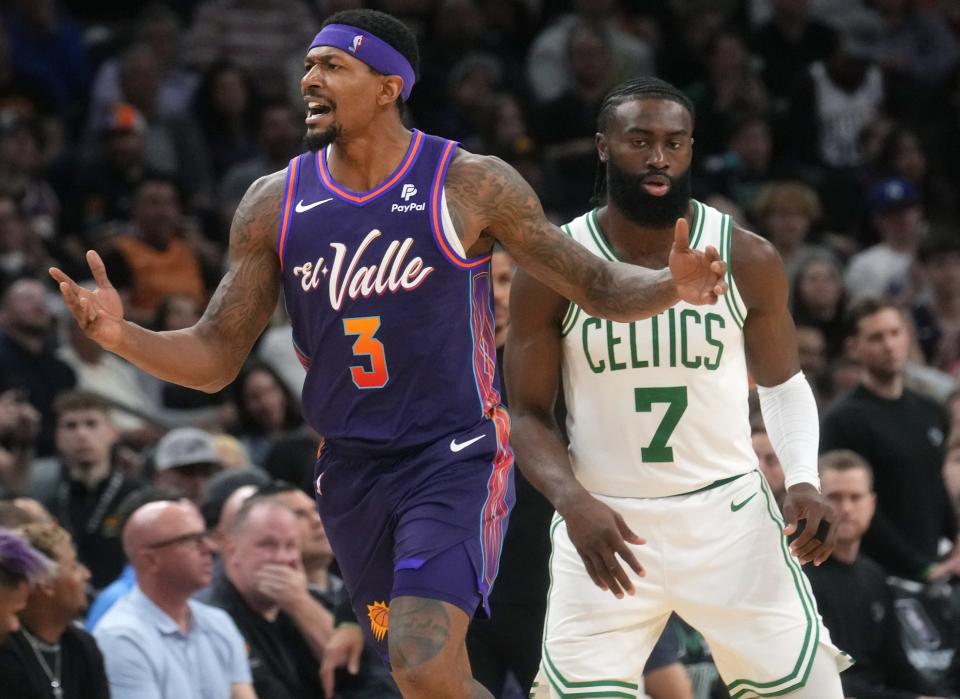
xmin=480 ymin=405 xmax=513 ymax=590
xmin=430 ymin=140 xmax=491 ymax=269
xmin=319 ymin=130 xmax=424 ymax=204
xmin=277 ymin=157 xmax=300 ymax=270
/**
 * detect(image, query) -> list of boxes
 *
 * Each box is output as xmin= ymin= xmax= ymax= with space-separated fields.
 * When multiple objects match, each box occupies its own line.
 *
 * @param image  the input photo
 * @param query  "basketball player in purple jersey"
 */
xmin=52 ymin=10 xmax=728 ymax=698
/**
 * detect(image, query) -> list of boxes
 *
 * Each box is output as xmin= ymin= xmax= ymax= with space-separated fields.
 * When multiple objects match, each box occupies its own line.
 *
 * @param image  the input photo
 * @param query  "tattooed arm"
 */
xmin=51 ymin=172 xmax=283 ymax=392
xmin=444 ymin=151 xmax=726 ymax=322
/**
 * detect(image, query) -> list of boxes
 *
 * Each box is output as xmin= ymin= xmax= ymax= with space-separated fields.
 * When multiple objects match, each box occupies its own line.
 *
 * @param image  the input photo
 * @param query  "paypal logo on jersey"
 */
xmin=392 ymin=183 xmax=425 ymax=213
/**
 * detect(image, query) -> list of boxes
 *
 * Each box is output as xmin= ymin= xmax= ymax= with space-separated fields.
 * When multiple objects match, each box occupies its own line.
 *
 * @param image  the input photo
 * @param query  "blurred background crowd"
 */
xmin=1 ymin=0 xmax=960 ymax=697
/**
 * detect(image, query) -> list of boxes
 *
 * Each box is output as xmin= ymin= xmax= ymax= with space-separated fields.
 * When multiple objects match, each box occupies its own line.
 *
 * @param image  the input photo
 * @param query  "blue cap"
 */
xmin=870 ymin=178 xmax=920 ymax=213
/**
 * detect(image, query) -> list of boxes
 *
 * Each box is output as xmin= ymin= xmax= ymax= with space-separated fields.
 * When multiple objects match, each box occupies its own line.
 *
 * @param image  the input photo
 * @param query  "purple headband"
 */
xmin=309 ymin=24 xmax=416 ymax=102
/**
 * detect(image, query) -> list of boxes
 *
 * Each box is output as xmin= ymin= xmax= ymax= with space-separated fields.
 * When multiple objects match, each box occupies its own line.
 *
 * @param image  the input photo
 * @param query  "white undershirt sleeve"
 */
xmin=757 ymin=371 xmax=821 ymax=490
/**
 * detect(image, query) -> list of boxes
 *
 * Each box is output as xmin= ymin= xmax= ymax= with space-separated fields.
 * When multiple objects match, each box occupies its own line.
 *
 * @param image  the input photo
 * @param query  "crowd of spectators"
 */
xmin=1 ymin=0 xmax=960 ymax=697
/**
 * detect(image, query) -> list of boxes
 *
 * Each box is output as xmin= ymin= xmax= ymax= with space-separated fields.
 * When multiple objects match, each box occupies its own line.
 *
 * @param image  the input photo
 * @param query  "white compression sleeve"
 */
xmin=757 ymin=371 xmax=821 ymax=490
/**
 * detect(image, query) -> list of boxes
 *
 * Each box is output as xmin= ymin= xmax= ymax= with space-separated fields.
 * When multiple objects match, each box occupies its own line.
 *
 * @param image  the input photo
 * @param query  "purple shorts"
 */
xmin=314 ymin=409 xmax=515 ymax=663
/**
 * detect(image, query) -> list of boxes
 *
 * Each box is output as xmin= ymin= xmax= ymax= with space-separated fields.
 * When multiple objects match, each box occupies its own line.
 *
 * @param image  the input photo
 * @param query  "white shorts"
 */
xmin=541 ymin=471 xmax=853 ymax=698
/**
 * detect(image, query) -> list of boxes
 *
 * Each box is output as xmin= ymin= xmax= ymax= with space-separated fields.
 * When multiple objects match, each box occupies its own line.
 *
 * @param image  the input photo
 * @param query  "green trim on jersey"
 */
xmin=585 ymin=202 xmax=705 ymax=262
xmin=561 ymin=304 xmax=582 ymax=337
xmin=725 ymin=476 xmax=819 ymax=697
xmin=666 ymin=472 xmax=749 ymax=498
xmin=690 ymin=200 xmax=705 ymax=249
xmin=719 ymin=215 xmax=745 ymax=330
xmin=542 ymin=515 xmax=641 ymax=699
xmin=724 ymin=215 xmax=747 ymax=326
xmin=586 ymin=209 xmax=619 ymax=262
xmin=560 ymin=224 xmax=582 ymax=337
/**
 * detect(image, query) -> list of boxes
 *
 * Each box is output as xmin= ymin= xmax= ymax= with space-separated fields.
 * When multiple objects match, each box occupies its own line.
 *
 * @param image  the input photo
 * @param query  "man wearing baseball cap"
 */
xmin=846 ymin=177 xmax=925 ymax=301
xmin=153 ymin=427 xmax=223 ymax=504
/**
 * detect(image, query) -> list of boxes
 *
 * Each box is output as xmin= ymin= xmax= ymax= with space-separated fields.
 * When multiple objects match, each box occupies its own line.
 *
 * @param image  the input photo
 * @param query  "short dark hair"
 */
xmin=593 ymin=77 xmax=695 ymax=203
xmin=199 ymin=467 xmax=270 ymax=529
xmin=54 ymin=390 xmax=111 ymax=420
xmin=321 ymin=9 xmax=420 ymax=80
xmin=135 ymin=172 xmax=183 ymax=203
xmin=844 ymin=297 xmax=903 ymax=339
xmin=596 ymin=77 xmax=694 ymax=133
xmin=819 ymin=449 xmax=874 ymax=489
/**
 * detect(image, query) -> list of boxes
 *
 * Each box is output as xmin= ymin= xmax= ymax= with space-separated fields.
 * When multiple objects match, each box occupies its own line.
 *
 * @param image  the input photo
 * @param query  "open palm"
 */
xmin=668 ymin=217 xmax=727 ymax=305
xmin=49 ymin=250 xmax=126 ymax=350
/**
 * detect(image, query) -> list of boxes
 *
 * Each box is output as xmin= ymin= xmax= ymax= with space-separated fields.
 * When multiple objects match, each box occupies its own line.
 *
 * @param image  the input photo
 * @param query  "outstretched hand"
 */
xmin=49 ymin=250 xmax=126 ymax=350
xmin=668 ymin=218 xmax=728 ymax=305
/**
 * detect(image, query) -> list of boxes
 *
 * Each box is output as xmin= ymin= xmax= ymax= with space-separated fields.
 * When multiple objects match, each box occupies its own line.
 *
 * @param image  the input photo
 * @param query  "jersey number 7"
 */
xmin=634 ymin=386 xmax=687 ymax=463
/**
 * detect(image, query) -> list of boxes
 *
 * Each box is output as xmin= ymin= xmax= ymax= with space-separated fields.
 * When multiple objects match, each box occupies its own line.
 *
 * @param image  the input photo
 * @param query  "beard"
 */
xmin=303 ymin=122 xmax=341 ymax=152
xmin=11 ymin=319 xmax=50 ymax=340
xmin=606 ymin=158 xmax=692 ymax=228
xmin=866 ymin=364 xmax=899 ymax=384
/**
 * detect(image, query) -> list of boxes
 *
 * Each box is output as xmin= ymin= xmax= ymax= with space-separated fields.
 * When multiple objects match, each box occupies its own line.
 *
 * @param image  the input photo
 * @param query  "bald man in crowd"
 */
xmin=94 ymin=500 xmax=256 ymax=698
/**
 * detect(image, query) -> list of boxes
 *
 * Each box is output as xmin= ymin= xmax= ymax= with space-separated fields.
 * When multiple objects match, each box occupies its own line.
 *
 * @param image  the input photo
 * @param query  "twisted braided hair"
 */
xmin=592 ymin=77 xmax=695 ymax=205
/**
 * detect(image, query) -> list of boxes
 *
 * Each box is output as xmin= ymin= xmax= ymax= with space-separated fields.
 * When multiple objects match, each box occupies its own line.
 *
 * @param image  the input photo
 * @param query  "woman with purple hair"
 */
xmin=0 ymin=528 xmax=51 ymax=643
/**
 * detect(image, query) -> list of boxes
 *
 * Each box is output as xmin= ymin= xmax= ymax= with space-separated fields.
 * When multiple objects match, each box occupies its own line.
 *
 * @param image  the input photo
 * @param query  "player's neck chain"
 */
xmin=22 ymin=627 xmax=63 ymax=699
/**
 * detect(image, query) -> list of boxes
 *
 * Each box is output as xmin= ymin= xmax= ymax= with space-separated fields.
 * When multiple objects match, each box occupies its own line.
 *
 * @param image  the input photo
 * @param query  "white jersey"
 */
xmin=560 ymin=201 xmax=757 ymax=498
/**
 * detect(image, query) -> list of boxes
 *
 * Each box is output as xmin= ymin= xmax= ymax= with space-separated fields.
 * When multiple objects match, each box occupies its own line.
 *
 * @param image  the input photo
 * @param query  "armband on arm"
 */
xmin=757 ymin=372 xmax=820 ymax=490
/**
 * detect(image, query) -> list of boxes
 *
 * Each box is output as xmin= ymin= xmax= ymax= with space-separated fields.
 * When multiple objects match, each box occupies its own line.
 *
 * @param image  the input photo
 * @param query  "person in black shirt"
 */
xmin=808 ymin=450 xmax=947 ymax=699
xmin=257 ymin=482 xmax=401 ymax=698
xmin=36 ymin=391 xmax=140 ymax=590
xmin=0 ymin=522 xmax=109 ymax=699
xmin=209 ymin=495 xmax=331 ymax=699
xmin=0 ymin=279 xmax=76 ymax=456
xmin=820 ymin=298 xmax=960 ymax=581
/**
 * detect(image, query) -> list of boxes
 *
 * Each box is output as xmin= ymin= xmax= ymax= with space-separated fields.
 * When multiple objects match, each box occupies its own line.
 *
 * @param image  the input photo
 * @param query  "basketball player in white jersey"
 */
xmin=507 ymin=78 xmax=852 ymax=698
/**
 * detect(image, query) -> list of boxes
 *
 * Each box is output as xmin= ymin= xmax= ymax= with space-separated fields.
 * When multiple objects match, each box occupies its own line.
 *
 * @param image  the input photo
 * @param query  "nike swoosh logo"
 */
xmin=450 ymin=434 xmax=485 ymax=452
xmin=295 ymin=198 xmax=333 ymax=213
xmin=731 ymin=493 xmax=757 ymax=512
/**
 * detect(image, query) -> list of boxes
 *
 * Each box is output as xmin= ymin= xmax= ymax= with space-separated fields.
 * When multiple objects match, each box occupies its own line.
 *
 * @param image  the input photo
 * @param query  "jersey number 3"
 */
xmin=634 ymin=386 xmax=687 ymax=462
xmin=343 ymin=317 xmax=389 ymax=389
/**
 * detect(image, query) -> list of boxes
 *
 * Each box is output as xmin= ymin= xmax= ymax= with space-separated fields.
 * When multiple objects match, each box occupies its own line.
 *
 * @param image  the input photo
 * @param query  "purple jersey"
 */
xmin=277 ymin=130 xmax=501 ymax=452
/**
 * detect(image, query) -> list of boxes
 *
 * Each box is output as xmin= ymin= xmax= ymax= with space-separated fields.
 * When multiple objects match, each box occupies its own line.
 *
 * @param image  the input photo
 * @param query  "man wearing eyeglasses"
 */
xmin=93 ymin=499 xmax=256 ymax=699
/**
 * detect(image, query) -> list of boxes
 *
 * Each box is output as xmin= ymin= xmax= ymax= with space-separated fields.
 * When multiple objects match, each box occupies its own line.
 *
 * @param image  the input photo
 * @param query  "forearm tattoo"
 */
xmin=201 ymin=173 xmax=282 ymax=365
xmin=445 ymin=153 xmax=672 ymax=321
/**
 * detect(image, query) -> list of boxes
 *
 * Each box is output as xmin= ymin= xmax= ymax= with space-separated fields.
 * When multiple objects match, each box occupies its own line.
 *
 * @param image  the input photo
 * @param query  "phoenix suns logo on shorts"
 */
xmin=367 ymin=600 xmax=389 ymax=641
